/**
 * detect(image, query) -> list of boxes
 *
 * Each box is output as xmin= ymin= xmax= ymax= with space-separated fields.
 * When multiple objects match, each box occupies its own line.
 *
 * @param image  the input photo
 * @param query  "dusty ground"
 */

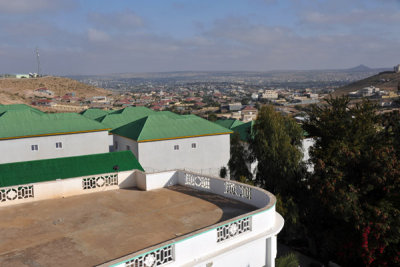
xmin=0 ymin=76 xmax=110 ymax=105
xmin=0 ymin=186 xmax=256 ymax=267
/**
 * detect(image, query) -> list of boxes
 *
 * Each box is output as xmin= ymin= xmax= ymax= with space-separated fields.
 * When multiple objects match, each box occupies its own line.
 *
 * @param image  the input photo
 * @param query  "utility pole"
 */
xmin=35 ymin=47 xmax=40 ymax=76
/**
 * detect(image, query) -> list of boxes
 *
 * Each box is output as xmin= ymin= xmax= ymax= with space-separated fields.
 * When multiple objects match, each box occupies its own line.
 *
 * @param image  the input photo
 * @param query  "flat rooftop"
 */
xmin=0 ymin=185 xmax=256 ymax=267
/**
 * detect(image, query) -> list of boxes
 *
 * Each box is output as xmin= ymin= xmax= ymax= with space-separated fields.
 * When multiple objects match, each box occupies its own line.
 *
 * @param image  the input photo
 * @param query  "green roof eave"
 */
xmin=0 ymin=151 xmax=144 ymax=188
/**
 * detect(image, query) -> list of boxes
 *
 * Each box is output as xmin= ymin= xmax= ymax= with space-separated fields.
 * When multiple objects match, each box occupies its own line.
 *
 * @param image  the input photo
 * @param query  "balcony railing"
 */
xmin=103 ymin=170 xmax=283 ymax=267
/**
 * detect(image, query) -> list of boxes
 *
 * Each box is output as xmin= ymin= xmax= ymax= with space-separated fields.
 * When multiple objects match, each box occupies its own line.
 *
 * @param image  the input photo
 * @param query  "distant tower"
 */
xmin=35 ymin=47 xmax=41 ymax=76
xmin=394 ymin=64 xmax=400 ymax=73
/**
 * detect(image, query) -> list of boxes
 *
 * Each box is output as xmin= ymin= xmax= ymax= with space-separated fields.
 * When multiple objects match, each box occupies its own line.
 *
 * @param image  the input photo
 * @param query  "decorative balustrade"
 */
xmin=0 ymin=185 xmax=34 ymax=203
xmin=125 ymin=245 xmax=174 ymax=267
xmin=82 ymin=174 xmax=118 ymax=190
xmin=97 ymin=170 xmax=278 ymax=267
xmin=184 ymin=173 xmax=210 ymax=189
xmin=216 ymin=217 xmax=251 ymax=242
xmin=224 ymin=181 xmax=252 ymax=200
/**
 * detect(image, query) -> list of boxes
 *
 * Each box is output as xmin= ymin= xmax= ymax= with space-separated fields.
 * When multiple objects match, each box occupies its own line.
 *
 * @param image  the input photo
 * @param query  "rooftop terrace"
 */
xmin=0 ymin=185 xmax=256 ymax=267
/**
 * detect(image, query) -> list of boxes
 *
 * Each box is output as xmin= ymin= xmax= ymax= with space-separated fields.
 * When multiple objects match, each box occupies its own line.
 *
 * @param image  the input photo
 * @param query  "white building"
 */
xmin=229 ymin=102 xmax=243 ymax=111
xmin=0 ymin=104 xmax=109 ymax=164
xmin=360 ymin=86 xmax=379 ymax=97
xmin=394 ymin=64 xmax=400 ymax=73
xmin=0 ymin=152 xmax=283 ymax=267
xmin=241 ymin=106 xmax=258 ymax=122
xmin=251 ymin=93 xmax=259 ymax=101
xmin=262 ymin=90 xmax=278 ymax=100
xmin=111 ymin=114 xmax=231 ymax=176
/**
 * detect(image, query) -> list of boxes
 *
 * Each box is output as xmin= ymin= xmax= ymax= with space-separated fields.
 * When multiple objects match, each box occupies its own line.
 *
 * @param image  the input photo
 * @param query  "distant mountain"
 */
xmin=0 ymin=76 xmax=110 ymax=105
xmin=346 ymin=64 xmax=373 ymax=72
xmin=334 ymin=71 xmax=400 ymax=96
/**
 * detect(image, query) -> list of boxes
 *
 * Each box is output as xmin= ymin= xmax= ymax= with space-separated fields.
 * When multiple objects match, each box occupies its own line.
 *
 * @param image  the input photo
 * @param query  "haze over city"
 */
xmin=0 ymin=0 xmax=399 ymax=75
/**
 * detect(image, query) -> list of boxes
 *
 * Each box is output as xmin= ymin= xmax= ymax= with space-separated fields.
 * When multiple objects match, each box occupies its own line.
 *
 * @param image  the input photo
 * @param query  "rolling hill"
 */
xmin=334 ymin=71 xmax=400 ymax=96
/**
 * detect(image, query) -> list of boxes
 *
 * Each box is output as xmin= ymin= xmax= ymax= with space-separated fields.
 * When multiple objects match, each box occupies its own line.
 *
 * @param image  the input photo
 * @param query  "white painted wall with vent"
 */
xmin=0 ymin=131 xmax=109 ymax=164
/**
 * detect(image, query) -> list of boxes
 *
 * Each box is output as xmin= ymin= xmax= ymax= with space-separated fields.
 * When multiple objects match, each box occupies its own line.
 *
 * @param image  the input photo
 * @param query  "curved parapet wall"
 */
xmin=104 ymin=170 xmax=284 ymax=267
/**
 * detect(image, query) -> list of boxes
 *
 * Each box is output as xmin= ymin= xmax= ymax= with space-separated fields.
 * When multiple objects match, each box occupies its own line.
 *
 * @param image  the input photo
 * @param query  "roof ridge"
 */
xmin=132 ymin=116 xmax=150 ymax=141
xmin=111 ymin=113 xmax=232 ymax=142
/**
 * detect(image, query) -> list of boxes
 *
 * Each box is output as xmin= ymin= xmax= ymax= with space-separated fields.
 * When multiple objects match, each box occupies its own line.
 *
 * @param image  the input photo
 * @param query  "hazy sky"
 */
xmin=0 ymin=0 xmax=399 ymax=75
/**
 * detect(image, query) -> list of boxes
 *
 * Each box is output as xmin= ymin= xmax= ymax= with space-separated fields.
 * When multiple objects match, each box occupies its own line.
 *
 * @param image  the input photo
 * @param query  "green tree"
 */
xmin=228 ymin=132 xmax=252 ymax=181
xmin=249 ymin=105 xmax=304 ymax=195
xmin=276 ymin=253 xmax=300 ymax=267
xmin=248 ymin=105 xmax=306 ymax=243
xmin=207 ymin=113 xmax=217 ymax=122
xmin=303 ymin=97 xmax=400 ymax=266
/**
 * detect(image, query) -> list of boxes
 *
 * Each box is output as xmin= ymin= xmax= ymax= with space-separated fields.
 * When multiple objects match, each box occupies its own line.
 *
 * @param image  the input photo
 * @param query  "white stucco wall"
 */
xmin=113 ymin=134 xmax=230 ymax=177
xmin=302 ymin=138 xmax=315 ymax=173
xmin=136 ymin=170 xmax=178 ymax=191
xmin=138 ymin=134 xmax=230 ymax=177
xmin=0 ymin=170 xmax=135 ymax=207
xmin=0 ymin=131 xmax=110 ymax=164
xmin=113 ymin=135 xmax=139 ymax=159
xmin=189 ymin=236 xmax=276 ymax=267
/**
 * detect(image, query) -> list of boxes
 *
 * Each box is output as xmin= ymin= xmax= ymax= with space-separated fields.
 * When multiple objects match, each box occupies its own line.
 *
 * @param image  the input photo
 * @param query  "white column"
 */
xmin=266 ymin=235 xmax=277 ymax=267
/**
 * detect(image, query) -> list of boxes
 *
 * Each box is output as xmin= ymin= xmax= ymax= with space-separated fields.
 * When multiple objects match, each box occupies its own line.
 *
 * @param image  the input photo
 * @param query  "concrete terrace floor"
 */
xmin=0 ymin=185 xmax=256 ymax=267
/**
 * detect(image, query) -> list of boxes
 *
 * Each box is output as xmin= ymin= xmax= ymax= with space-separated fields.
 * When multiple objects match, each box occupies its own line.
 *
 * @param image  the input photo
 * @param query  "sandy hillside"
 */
xmin=0 ymin=76 xmax=110 ymax=105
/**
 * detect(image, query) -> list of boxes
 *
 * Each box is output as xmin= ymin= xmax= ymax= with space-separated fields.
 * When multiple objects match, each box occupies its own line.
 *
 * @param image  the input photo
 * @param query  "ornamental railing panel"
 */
xmin=224 ymin=181 xmax=252 ymax=200
xmin=0 ymin=185 xmax=34 ymax=203
xmin=125 ymin=245 xmax=174 ymax=267
xmin=184 ymin=173 xmax=210 ymax=189
xmin=82 ymin=174 xmax=118 ymax=190
xmin=217 ymin=217 xmax=251 ymax=243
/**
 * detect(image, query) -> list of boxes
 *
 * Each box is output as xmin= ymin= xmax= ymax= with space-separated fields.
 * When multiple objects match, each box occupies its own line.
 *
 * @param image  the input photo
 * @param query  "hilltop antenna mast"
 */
xmin=35 ymin=47 xmax=40 ymax=76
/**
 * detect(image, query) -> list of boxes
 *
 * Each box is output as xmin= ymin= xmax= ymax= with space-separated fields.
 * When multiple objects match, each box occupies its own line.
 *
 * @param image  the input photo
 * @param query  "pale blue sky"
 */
xmin=0 ymin=0 xmax=399 ymax=75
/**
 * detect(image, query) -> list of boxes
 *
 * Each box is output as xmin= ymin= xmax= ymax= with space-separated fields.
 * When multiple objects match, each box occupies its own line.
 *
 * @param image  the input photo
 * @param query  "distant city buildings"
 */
xmin=228 ymin=102 xmax=242 ymax=111
xmin=241 ymin=106 xmax=258 ymax=122
xmin=262 ymin=90 xmax=278 ymax=100
xmin=349 ymin=86 xmax=384 ymax=98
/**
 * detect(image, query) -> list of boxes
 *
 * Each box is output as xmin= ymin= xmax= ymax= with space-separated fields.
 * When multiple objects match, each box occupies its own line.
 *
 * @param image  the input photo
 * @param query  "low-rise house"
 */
xmin=111 ymin=113 xmax=232 ymax=176
xmin=34 ymin=87 xmax=54 ymax=97
xmin=262 ymin=90 xmax=278 ymax=100
xmin=229 ymin=102 xmax=242 ymax=111
xmin=0 ymin=104 xmax=110 ymax=164
xmin=241 ymin=106 xmax=258 ymax=122
xmin=31 ymin=99 xmax=55 ymax=107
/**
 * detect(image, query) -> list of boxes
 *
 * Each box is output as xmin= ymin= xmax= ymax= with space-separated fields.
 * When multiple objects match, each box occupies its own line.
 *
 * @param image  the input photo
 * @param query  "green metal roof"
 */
xmin=96 ymin=107 xmax=182 ymax=130
xmin=0 ymin=104 xmax=44 ymax=113
xmin=231 ymin=121 xmax=254 ymax=142
xmin=111 ymin=114 xmax=232 ymax=142
xmin=109 ymin=106 xmax=153 ymax=115
xmin=80 ymin=108 xmax=112 ymax=120
xmin=0 ymin=151 xmax=143 ymax=187
xmin=215 ymin=119 xmax=245 ymax=129
xmin=0 ymin=108 xmax=109 ymax=139
xmin=97 ymin=106 xmax=156 ymax=129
